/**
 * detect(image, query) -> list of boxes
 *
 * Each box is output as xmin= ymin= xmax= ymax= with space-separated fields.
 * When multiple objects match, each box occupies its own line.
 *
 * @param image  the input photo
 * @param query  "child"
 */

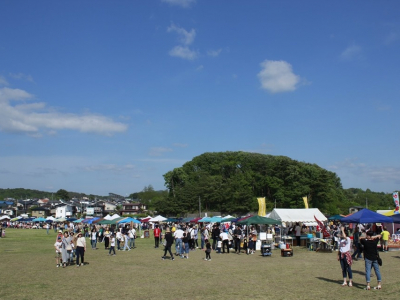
xmin=216 ymin=238 xmax=222 ymax=254
xmin=54 ymin=236 xmax=62 ymax=267
xmin=109 ymin=234 xmax=116 ymax=256
xmin=182 ymin=232 xmax=190 ymax=259
xmin=205 ymin=239 xmax=211 ymax=261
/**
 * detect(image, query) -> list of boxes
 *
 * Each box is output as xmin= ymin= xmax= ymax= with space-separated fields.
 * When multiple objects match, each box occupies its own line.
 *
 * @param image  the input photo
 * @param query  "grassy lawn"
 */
xmin=1 ymin=228 xmax=399 ymax=300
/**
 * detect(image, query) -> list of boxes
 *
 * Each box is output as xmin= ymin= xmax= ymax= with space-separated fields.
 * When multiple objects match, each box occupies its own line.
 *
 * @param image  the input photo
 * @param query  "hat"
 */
xmin=58 ymin=230 xmax=62 ymax=233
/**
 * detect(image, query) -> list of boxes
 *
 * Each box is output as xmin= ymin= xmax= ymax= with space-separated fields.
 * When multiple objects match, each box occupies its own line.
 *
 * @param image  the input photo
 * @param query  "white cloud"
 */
xmin=207 ymin=49 xmax=222 ymax=57
xmin=167 ymin=24 xmax=198 ymax=60
xmin=162 ymin=0 xmax=195 ymax=8
xmin=340 ymin=43 xmax=362 ymax=60
xmin=9 ymin=72 xmax=34 ymax=82
xmin=149 ymin=147 xmax=173 ymax=156
xmin=196 ymin=65 xmax=204 ymax=71
xmin=169 ymin=45 xmax=198 ymax=60
xmin=81 ymin=164 xmax=135 ymax=173
xmin=167 ymin=23 xmax=196 ymax=45
xmin=173 ymin=143 xmax=188 ymax=148
xmin=0 ymin=87 xmax=128 ymax=136
xmin=0 ymin=76 xmax=9 ymax=86
xmin=257 ymin=60 xmax=301 ymax=93
xmin=329 ymin=158 xmax=400 ymax=187
xmin=384 ymin=32 xmax=399 ymax=45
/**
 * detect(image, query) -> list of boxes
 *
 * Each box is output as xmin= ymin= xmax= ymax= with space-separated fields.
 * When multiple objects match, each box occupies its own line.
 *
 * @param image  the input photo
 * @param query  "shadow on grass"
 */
xmin=392 ymin=256 xmax=400 ymax=259
xmin=315 ymin=277 xmax=365 ymax=290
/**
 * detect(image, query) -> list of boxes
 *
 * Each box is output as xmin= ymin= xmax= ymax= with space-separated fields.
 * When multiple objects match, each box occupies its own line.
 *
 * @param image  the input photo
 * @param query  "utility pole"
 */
xmin=366 ymin=197 xmax=368 ymax=209
xmin=199 ymin=196 xmax=201 ymax=218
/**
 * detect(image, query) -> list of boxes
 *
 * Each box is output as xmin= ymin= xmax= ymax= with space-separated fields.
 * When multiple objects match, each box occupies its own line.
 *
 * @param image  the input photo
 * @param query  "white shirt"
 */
xmin=339 ymin=237 xmax=351 ymax=253
xmin=174 ymin=229 xmax=184 ymax=239
xmin=295 ymin=226 xmax=301 ymax=236
xmin=219 ymin=231 xmax=229 ymax=241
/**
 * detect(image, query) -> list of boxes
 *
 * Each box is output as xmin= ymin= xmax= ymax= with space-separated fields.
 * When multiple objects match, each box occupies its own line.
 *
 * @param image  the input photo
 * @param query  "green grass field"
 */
xmin=0 ymin=228 xmax=399 ymax=300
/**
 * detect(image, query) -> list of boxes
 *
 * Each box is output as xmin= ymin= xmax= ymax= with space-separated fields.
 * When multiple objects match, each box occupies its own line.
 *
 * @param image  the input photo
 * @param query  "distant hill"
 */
xmin=0 ymin=188 xmax=105 ymax=201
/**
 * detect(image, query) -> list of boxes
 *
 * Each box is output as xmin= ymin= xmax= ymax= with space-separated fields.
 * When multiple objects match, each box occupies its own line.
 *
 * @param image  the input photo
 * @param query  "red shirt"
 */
xmin=154 ymin=228 xmax=161 ymax=238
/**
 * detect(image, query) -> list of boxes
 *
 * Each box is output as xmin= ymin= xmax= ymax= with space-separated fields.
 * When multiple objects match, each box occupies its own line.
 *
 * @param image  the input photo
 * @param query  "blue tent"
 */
xmin=390 ymin=214 xmax=400 ymax=224
xmin=118 ymin=217 xmax=141 ymax=224
xmin=82 ymin=217 xmax=100 ymax=224
xmin=341 ymin=209 xmax=393 ymax=224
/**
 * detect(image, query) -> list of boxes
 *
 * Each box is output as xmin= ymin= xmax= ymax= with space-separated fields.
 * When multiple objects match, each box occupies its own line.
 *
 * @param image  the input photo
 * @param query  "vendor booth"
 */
xmin=268 ymin=208 xmax=327 ymax=247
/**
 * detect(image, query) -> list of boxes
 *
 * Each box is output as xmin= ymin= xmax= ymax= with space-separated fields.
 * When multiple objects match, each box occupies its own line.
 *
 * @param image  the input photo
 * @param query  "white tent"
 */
xmin=268 ymin=208 xmax=327 ymax=224
xmin=46 ymin=216 xmax=56 ymax=221
xmin=149 ymin=215 xmax=167 ymax=222
xmin=109 ymin=214 xmax=121 ymax=220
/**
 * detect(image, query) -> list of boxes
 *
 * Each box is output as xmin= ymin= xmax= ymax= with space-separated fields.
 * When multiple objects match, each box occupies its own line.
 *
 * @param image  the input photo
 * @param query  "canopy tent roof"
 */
xmin=55 ymin=217 xmax=66 ymax=222
xmin=268 ymin=208 xmax=327 ymax=223
xmin=66 ymin=217 xmax=77 ymax=222
xmin=328 ymin=214 xmax=344 ymax=221
xmin=46 ymin=216 xmax=56 ymax=221
xmin=222 ymin=215 xmax=234 ymax=220
xmin=236 ymin=215 xmax=252 ymax=222
xmin=82 ymin=217 xmax=101 ymax=224
xmin=149 ymin=215 xmax=167 ymax=222
xmin=98 ymin=217 xmax=126 ymax=225
xmin=221 ymin=217 xmax=236 ymax=222
xmin=0 ymin=215 xmax=11 ymax=220
xmin=341 ymin=209 xmax=393 ymax=224
xmin=118 ymin=217 xmax=141 ymax=224
xmin=32 ymin=217 xmax=47 ymax=222
xmin=189 ymin=217 xmax=202 ymax=223
xmin=73 ymin=218 xmax=84 ymax=223
xmin=390 ymin=214 xmax=400 ymax=224
xmin=165 ymin=217 xmax=180 ymax=223
xmin=237 ymin=215 xmax=281 ymax=226
xmin=198 ymin=217 xmax=211 ymax=222
xmin=141 ymin=217 xmax=151 ymax=223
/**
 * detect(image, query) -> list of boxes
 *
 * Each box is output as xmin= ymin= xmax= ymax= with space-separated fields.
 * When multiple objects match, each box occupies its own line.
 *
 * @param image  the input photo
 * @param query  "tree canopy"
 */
xmin=161 ymin=151 xmax=347 ymax=215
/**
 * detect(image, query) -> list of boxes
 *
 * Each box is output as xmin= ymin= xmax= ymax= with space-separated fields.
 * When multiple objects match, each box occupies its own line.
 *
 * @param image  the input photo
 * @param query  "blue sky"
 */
xmin=0 ymin=0 xmax=399 ymax=196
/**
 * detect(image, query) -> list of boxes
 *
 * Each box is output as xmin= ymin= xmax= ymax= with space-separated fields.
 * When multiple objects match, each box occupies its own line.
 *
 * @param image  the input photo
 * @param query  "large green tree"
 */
xmin=55 ymin=189 xmax=70 ymax=201
xmin=161 ymin=151 xmax=346 ymax=215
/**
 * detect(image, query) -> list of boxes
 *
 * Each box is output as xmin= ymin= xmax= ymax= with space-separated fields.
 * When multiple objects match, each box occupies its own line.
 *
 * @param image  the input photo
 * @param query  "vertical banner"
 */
xmin=257 ymin=197 xmax=266 ymax=216
xmin=302 ymin=196 xmax=309 ymax=209
xmin=393 ymin=192 xmax=399 ymax=214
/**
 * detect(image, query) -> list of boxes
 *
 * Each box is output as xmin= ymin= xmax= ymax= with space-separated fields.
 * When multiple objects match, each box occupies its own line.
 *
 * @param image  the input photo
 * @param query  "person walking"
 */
xmin=161 ymin=228 xmax=175 ymax=260
xmin=123 ymin=229 xmax=131 ymax=251
xmin=154 ymin=225 xmax=161 ymax=248
xmin=108 ymin=234 xmax=116 ymax=256
xmin=75 ymin=232 xmax=86 ymax=267
xmin=338 ymin=227 xmax=353 ymax=287
xmin=174 ymin=227 xmax=184 ymax=255
xmin=129 ymin=227 xmax=136 ymax=249
xmin=233 ymin=225 xmax=242 ymax=254
xmin=219 ymin=230 xmax=230 ymax=253
xmin=90 ymin=228 xmax=97 ymax=250
xmin=380 ymin=227 xmax=390 ymax=252
xmin=360 ymin=231 xmax=382 ymax=290
xmin=351 ymin=226 xmax=363 ymax=261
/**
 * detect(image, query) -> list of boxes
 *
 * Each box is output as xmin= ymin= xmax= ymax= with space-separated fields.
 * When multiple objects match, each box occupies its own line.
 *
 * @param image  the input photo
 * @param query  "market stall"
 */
xmin=268 ymin=208 xmax=327 ymax=247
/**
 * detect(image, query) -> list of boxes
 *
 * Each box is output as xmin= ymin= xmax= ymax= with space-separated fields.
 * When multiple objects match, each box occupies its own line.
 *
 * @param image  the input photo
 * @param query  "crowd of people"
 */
xmin=53 ymin=223 xmax=137 ymax=268
xmin=4 ymin=217 xmax=389 ymax=291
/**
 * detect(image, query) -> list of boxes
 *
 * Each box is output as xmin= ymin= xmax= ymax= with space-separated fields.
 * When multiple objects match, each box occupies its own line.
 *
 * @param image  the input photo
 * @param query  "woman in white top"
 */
xmin=75 ymin=232 xmax=86 ymax=267
xmin=91 ymin=228 xmax=97 ymax=249
xmin=338 ymin=226 xmax=353 ymax=287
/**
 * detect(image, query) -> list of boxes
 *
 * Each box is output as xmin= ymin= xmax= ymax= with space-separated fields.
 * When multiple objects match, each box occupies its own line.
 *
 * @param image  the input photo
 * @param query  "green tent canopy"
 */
xmin=237 ymin=215 xmax=281 ymax=226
